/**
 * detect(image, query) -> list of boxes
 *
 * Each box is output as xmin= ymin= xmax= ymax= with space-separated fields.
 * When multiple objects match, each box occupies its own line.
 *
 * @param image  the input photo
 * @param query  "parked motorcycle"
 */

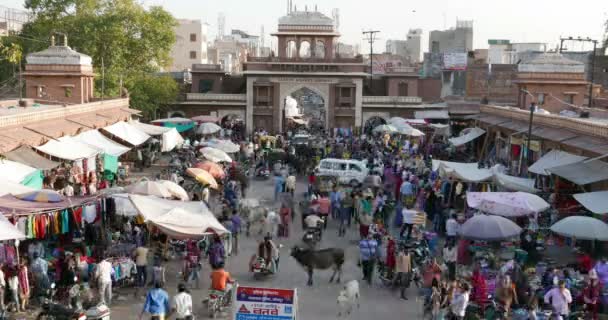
xmin=302 ymin=227 xmax=322 ymax=248
xmin=207 ymin=282 xmax=237 ymax=319
xmin=37 ymin=281 xmax=87 ymax=320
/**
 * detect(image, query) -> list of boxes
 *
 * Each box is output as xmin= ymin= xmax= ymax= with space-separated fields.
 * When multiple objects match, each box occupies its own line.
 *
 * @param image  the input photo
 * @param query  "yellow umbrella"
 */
xmin=186 ymin=168 xmax=219 ymax=189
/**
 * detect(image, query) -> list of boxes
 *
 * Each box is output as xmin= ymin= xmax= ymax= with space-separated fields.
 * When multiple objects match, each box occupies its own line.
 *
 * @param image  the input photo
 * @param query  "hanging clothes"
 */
xmin=72 ymin=207 xmax=83 ymax=227
xmin=83 ymin=205 xmax=97 ymax=224
xmin=61 ymin=210 xmax=69 ymax=234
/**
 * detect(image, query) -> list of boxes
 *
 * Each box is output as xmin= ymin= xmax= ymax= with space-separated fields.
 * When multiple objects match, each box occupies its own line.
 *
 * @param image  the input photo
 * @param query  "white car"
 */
xmin=316 ymin=158 xmax=369 ymax=186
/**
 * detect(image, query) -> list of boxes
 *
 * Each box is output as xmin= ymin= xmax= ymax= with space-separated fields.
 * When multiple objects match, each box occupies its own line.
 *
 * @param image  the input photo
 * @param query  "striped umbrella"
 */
xmin=15 ymin=189 xmax=65 ymax=203
xmin=186 ymin=168 xmax=219 ymax=189
xmin=194 ymin=161 xmax=226 ymax=179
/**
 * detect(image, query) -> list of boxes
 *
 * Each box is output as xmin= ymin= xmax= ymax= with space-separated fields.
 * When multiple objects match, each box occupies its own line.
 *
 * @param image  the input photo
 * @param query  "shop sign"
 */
xmin=510 ymin=136 xmax=541 ymax=152
xmin=233 ymin=286 xmax=297 ymax=320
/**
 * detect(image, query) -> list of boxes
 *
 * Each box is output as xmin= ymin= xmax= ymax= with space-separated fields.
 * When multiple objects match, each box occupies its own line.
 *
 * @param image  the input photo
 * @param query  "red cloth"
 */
xmin=359 ymin=224 xmax=369 ymax=238
xmin=471 ymin=270 xmax=489 ymax=305
xmin=386 ymin=239 xmax=396 ymax=268
xmin=72 ymin=207 xmax=83 ymax=226
xmin=308 ymin=174 xmax=316 ymax=184
xmin=579 ymin=254 xmax=593 ymax=273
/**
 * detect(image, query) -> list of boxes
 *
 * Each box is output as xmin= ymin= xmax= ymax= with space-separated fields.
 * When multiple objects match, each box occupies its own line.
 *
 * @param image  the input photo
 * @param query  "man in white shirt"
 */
xmin=445 ymin=214 xmax=459 ymax=242
xmin=544 ymin=280 xmax=572 ymax=317
xmin=171 ymin=283 xmax=193 ymax=320
xmin=450 ymin=283 xmax=470 ymax=319
xmin=400 ymin=206 xmax=418 ymax=239
xmin=443 ymin=241 xmax=458 ymax=280
xmin=95 ymin=256 xmax=114 ymax=305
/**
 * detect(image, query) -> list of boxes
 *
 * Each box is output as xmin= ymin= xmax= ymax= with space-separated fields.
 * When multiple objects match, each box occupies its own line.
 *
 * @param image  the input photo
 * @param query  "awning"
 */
xmin=548 ymin=159 xmax=608 ymax=185
xmin=560 ymin=136 xmax=608 ymax=157
xmin=430 ymin=123 xmax=451 ymax=136
xmin=0 ymin=159 xmax=38 ymax=183
xmin=467 ymin=192 xmax=549 ymax=217
xmin=192 ymin=115 xmax=219 ymax=123
xmin=449 ymin=127 xmax=486 ymax=147
xmin=433 ymin=160 xmax=494 ymax=182
xmin=415 ymin=110 xmax=449 ymax=119
xmin=71 ymin=130 xmax=131 ymax=157
xmin=151 ymin=117 xmax=194 ymax=124
xmin=500 ymin=120 xmax=530 ymax=132
xmin=24 ymin=119 xmax=88 ymax=138
xmin=131 ymin=122 xmax=172 ymax=136
xmin=0 ymin=180 xmax=34 ymax=197
xmin=35 ymin=138 xmax=101 ymax=161
xmin=477 ymin=114 xmax=510 ymax=126
xmin=0 ymin=194 xmax=97 ymax=215
xmin=130 ymin=122 xmax=183 ymax=152
xmin=531 ymin=126 xmax=578 ymax=142
xmin=66 ymin=113 xmax=114 ymax=129
xmin=493 ymin=172 xmax=538 ymax=193
xmin=3 ymin=145 xmax=61 ymax=170
xmin=573 ymin=191 xmax=608 ymax=214
xmin=102 ymin=121 xmax=150 ymax=147
xmin=0 ymin=127 xmax=49 ymax=149
xmin=0 ymin=136 xmax=20 ymax=153
xmin=97 ymin=108 xmax=139 ymax=122
xmin=0 ymin=215 xmax=26 ymax=241
xmin=528 ymin=150 xmax=588 ymax=176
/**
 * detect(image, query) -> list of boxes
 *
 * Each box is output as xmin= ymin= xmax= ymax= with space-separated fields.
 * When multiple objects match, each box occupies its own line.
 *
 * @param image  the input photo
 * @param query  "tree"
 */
xmin=128 ymin=75 xmax=179 ymax=120
xmin=10 ymin=0 xmax=177 ymax=111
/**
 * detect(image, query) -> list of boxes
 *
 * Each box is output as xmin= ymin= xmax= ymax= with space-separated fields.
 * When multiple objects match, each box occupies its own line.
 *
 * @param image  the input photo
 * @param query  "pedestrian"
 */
xmin=151 ymin=259 xmax=166 ymax=288
xmin=7 ymin=267 xmax=19 ymax=312
xmin=395 ymin=246 xmax=412 ymax=300
xmin=330 ymin=186 xmax=342 ymax=220
xmin=359 ymin=233 xmax=378 ymax=285
xmin=133 ymin=245 xmax=149 ymax=288
xmin=0 ymin=262 xmax=5 ymax=312
xmin=95 ymin=255 xmax=114 ymax=305
xmin=544 ymin=280 xmax=572 ymax=318
xmin=18 ymin=258 xmax=30 ymax=311
xmin=449 ymin=282 xmax=470 ymax=320
xmin=29 ymin=252 xmax=49 ymax=303
xmin=286 ymin=174 xmax=296 ymax=196
xmin=231 ymin=210 xmax=242 ymax=255
xmin=279 ymin=204 xmax=291 ymax=238
xmin=171 ymin=283 xmax=193 ymax=320
xmin=443 ymin=241 xmax=457 ymax=281
xmin=339 ymin=193 xmax=353 ymax=237
xmin=140 ymin=282 xmax=170 ymax=320
xmin=583 ymin=270 xmax=600 ymax=320
xmin=273 ymin=173 xmax=285 ymax=202
xmin=208 ymin=235 xmax=225 ymax=269
xmin=400 ymin=204 xmax=417 ymax=240
xmin=445 ymin=214 xmax=459 ymax=243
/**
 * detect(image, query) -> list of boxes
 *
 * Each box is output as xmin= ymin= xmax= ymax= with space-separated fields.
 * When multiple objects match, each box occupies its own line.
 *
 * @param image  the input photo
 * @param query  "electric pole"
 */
xmin=559 ymin=36 xmax=599 ymax=108
xmin=363 ymin=30 xmax=380 ymax=93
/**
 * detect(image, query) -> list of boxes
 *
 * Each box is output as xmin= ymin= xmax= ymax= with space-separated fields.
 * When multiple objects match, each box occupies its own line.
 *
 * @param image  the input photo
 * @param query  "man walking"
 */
xmin=95 ymin=256 xmax=114 ymax=305
xmin=171 ymin=283 xmax=193 ymax=320
xmin=400 ymin=204 xmax=417 ymax=240
xmin=359 ymin=234 xmax=378 ymax=285
xmin=140 ymin=282 xmax=170 ymax=320
xmin=231 ymin=210 xmax=242 ymax=255
xmin=133 ymin=245 xmax=149 ymax=289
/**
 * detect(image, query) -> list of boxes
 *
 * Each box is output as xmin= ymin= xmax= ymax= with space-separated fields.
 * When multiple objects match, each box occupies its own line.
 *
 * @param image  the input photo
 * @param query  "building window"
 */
xmin=190 ymin=51 xmax=197 ymax=59
xmin=565 ymin=94 xmax=575 ymax=104
xmin=538 ymin=93 xmax=545 ymax=105
xmin=398 ymin=82 xmax=409 ymax=96
xmin=199 ymin=79 xmax=213 ymax=93
xmin=64 ymin=87 xmax=72 ymax=97
xmin=340 ymin=87 xmax=351 ymax=98
xmin=37 ymin=86 xmax=46 ymax=98
xmin=190 ymin=33 xmax=197 ymax=42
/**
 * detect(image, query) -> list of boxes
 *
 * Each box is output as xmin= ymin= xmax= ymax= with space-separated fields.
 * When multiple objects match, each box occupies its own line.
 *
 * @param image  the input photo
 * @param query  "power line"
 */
xmin=362 ymin=30 xmax=380 ymax=93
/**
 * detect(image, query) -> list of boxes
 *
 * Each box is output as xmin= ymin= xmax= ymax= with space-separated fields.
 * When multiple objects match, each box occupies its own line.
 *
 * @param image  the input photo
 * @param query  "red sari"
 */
xmin=386 ymin=239 xmax=396 ymax=269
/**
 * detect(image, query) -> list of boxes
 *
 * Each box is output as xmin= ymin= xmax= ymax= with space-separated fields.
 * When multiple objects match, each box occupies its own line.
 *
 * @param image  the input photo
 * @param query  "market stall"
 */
xmin=150 ymin=117 xmax=195 ymax=133
xmin=0 ymin=159 xmax=41 ymax=188
xmin=466 ymin=192 xmax=549 ymax=217
xmin=101 ymin=121 xmax=151 ymax=147
xmin=131 ymin=121 xmax=184 ymax=152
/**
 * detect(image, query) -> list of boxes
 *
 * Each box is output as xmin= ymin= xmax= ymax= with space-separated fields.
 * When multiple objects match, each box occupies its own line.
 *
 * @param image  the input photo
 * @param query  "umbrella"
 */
xmin=159 ymin=180 xmax=189 ymax=201
xmin=0 ymin=215 xmax=26 ymax=241
xmin=394 ymin=122 xmax=425 ymax=136
xmin=186 ymin=168 xmax=219 ymax=189
xmin=125 ymin=180 xmax=172 ymax=198
xmin=14 ymin=190 xmax=65 ymax=203
xmin=195 ymin=161 xmax=225 ymax=179
xmin=192 ymin=115 xmax=219 ymax=124
xmin=372 ymin=124 xmax=398 ymax=134
xmin=389 ymin=117 xmax=407 ymax=125
xmin=460 ymin=214 xmax=522 ymax=241
xmin=197 ymin=123 xmax=221 ymax=135
xmin=466 ymin=192 xmax=549 ymax=217
xmin=200 ymin=147 xmax=232 ymax=163
xmin=205 ymin=139 xmax=240 ymax=153
xmin=550 ymin=216 xmax=608 ymax=241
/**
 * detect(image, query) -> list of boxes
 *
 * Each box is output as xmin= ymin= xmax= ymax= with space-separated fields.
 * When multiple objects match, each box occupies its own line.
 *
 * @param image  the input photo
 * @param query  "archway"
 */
xmin=299 ymin=41 xmax=311 ymax=59
xmin=315 ymin=40 xmax=326 ymax=59
xmin=168 ymin=111 xmax=186 ymax=118
xmin=363 ymin=116 xmax=387 ymax=134
xmin=290 ymin=87 xmax=325 ymax=134
xmin=286 ymin=40 xmax=297 ymax=58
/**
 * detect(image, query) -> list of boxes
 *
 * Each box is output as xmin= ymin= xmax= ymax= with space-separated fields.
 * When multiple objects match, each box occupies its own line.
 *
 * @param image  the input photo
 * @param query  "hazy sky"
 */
xmin=3 ymin=0 xmax=607 ymax=52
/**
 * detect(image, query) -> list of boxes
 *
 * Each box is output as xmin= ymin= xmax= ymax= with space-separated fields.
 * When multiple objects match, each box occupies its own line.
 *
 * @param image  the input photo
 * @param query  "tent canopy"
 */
xmin=72 ymin=130 xmax=131 ymax=157
xmin=2 ymin=146 xmax=60 ymax=170
xmin=0 ymin=159 xmax=39 ymax=183
xmin=467 ymin=192 xmax=549 ymax=217
xmin=151 ymin=117 xmax=194 ymax=124
xmin=449 ymin=127 xmax=486 ymax=147
xmin=132 ymin=121 xmax=172 ymax=135
xmin=102 ymin=122 xmax=150 ymax=147
xmin=35 ymin=138 xmax=101 ymax=161
xmin=548 ymin=159 xmax=608 ymax=185
xmin=493 ymin=172 xmax=538 ymax=193
xmin=0 ymin=194 xmax=96 ymax=215
xmin=528 ymin=150 xmax=587 ymax=176
xmin=573 ymin=191 xmax=608 ymax=214
xmin=433 ymin=160 xmax=493 ymax=182
xmin=128 ymin=194 xmax=228 ymax=238
xmin=130 ymin=122 xmax=183 ymax=152
xmin=0 ymin=215 xmax=26 ymax=241
xmin=0 ymin=180 xmax=34 ymax=197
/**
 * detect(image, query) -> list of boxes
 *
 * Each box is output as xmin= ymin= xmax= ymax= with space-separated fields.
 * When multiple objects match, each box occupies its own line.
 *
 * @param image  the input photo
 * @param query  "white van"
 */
xmin=316 ymin=158 xmax=369 ymax=185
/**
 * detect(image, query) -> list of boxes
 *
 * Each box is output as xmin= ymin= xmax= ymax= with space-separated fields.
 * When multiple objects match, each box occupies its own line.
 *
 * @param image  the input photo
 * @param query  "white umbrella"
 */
xmin=373 ymin=124 xmax=398 ymax=134
xmin=200 ymin=147 xmax=233 ymax=163
xmin=550 ymin=216 xmax=608 ymax=241
xmin=389 ymin=117 xmax=407 ymax=125
xmin=466 ymin=192 xmax=549 ymax=217
xmin=159 ymin=180 xmax=189 ymax=201
xmin=206 ymin=139 xmax=240 ymax=153
xmin=394 ymin=122 xmax=425 ymax=137
xmin=125 ymin=180 xmax=172 ymax=198
xmin=197 ymin=123 xmax=221 ymax=135
xmin=0 ymin=215 xmax=26 ymax=241
xmin=460 ymin=214 xmax=522 ymax=241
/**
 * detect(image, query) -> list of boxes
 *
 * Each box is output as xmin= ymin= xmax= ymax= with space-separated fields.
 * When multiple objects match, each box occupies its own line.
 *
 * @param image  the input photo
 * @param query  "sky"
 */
xmin=2 ymin=0 xmax=607 ymax=53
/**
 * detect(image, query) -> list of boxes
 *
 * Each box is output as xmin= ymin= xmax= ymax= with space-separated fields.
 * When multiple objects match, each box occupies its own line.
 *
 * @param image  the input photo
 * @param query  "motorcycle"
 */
xmin=302 ymin=227 xmax=322 ymax=248
xmin=37 ymin=281 xmax=87 ymax=320
xmin=255 ymin=166 xmax=270 ymax=180
xmin=252 ymin=256 xmax=274 ymax=280
xmin=207 ymin=282 xmax=237 ymax=319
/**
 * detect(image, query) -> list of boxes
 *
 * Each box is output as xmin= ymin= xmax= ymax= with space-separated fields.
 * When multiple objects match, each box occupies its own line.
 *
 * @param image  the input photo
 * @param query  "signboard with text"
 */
xmin=442 ymin=52 xmax=468 ymax=71
xmin=233 ymin=286 xmax=297 ymax=320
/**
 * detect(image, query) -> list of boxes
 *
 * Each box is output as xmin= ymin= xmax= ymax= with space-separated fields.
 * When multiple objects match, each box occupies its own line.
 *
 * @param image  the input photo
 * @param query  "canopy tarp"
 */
xmin=102 ymin=121 xmax=150 ymax=147
xmin=72 ymin=130 xmax=130 ymax=157
xmin=131 ymin=121 xmax=172 ymax=135
xmin=130 ymin=122 xmax=183 ymax=152
xmin=0 ymin=194 xmax=97 ymax=215
xmin=573 ymin=191 xmax=608 ymax=214
xmin=35 ymin=138 xmax=101 ymax=161
xmin=414 ymin=110 xmax=449 ymax=119
xmin=433 ymin=160 xmax=493 ymax=182
xmin=467 ymin=192 xmax=550 ymax=217
xmin=2 ymin=146 xmax=60 ymax=170
xmin=449 ymin=127 xmax=486 ymax=147
xmin=0 ymin=215 xmax=26 ymax=241
xmin=151 ymin=118 xmax=195 ymax=133
xmin=129 ymin=194 xmax=228 ymax=238
xmin=21 ymin=170 xmax=43 ymax=189
xmin=493 ymin=172 xmax=538 ymax=193
xmin=548 ymin=159 xmax=608 ymax=185
xmin=528 ymin=150 xmax=588 ymax=176
xmin=0 ymin=159 xmax=39 ymax=183
xmin=0 ymin=180 xmax=34 ymax=197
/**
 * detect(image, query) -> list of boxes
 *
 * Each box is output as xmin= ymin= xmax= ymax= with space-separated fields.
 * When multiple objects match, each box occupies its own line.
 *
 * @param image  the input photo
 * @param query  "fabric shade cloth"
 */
xmin=125 ymin=180 xmax=173 ymax=198
xmin=467 ymin=192 xmax=549 ymax=217
xmin=0 ymin=194 xmax=96 ymax=215
xmin=111 ymin=193 xmax=138 ymax=216
xmin=205 ymin=139 xmax=240 ymax=153
xmin=394 ymin=122 xmax=425 ymax=136
xmin=373 ymin=124 xmax=398 ymax=134
xmin=71 ymin=130 xmax=130 ymax=157
xmin=449 ymin=127 xmax=486 ymax=147
xmin=194 ymin=161 xmax=225 ymax=179
xmin=460 ymin=214 xmax=522 ymax=241
xmin=15 ymin=189 xmax=65 ymax=203
xmin=433 ymin=160 xmax=493 ymax=183
xmin=573 ymin=191 xmax=608 ymax=214
xmin=131 ymin=122 xmax=184 ymax=152
xmin=128 ymin=194 xmax=229 ymax=238
xmin=2 ymin=146 xmax=60 ymax=170
xmin=21 ymin=170 xmax=43 ymax=190
xmin=197 ymin=122 xmax=222 ymax=135
xmin=186 ymin=168 xmax=219 ymax=189
xmin=35 ymin=138 xmax=101 ymax=161
xmin=200 ymin=147 xmax=232 ymax=163
xmin=550 ymin=216 xmax=608 ymax=241
xmin=0 ymin=159 xmax=39 ymax=184
xmin=0 ymin=180 xmax=34 ymax=197
xmin=192 ymin=115 xmax=219 ymax=124
xmin=528 ymin=150 xmax=588 ymax=176
xmin=151 ymin=117 xmax=193 ymax=124
xmin=547 ymin=159 xmax=608 ymax=185
xmin=132 ymin=121 xmax=172 ymax=135
xmin=159 ymin=180 xmax=189 ymax=201
xmin=388 ymin=117 xmax=407 ymax=124
xmin=0 ymin=215 xmax=26 ymax=241
xmin=493 ymin=172 xmax=538 ymax=193
xmin=102 ymin=121 xmax=150 ymax=147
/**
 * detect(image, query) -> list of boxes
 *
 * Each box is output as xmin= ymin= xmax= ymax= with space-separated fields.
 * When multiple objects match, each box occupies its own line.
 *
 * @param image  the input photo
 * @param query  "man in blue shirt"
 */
xmin=330 ymin=186 xmax=342 ymax=220
xmin=140 ymin=282 xmax=170 ymax=320
xmin=400 ymin=179 xmax=414 ymax=205
xmin=359 ymin=234 xmax=378 ymax=285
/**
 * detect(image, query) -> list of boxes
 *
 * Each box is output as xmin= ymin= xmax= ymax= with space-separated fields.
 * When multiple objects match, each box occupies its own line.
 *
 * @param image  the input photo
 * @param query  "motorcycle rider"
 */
xmin=251 ymin=235 xmax=279 ymax=273
xmin=210 ymin=262 xmax=235 ymax=304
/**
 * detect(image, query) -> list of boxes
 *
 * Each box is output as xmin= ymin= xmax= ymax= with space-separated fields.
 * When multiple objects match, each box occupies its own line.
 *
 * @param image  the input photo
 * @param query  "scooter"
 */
xmin=37 ymin=280 xmax=87 ymax=320
xmin=252 ymin=257 xmax=274 ymax=280
xmin=207 ymin=281 xmax=237 ymax=319
xmin=255 ymin=166 xmax=270 ymax=180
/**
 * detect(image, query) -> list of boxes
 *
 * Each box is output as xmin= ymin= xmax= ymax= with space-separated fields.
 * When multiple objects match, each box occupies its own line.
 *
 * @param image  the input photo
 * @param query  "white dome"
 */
xmin=279 ymin=10 xmax=334 ymax=27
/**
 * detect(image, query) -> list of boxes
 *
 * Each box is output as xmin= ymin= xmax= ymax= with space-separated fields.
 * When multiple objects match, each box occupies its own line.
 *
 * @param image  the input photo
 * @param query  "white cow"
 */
xmin=337 ymin=280 xmax=360 ymax=317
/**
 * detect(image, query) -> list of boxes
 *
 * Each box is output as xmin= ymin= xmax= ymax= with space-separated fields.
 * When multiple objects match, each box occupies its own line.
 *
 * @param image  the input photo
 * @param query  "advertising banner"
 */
xmin=233 ymin=286 xmax=298 ymax=320
xmin=442 ymin=52 xmax=468 ymax=71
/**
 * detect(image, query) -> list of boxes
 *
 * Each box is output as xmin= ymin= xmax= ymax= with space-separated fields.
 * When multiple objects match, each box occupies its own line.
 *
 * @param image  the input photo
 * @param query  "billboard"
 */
xmin=234 ymin=286 xmax=298 ymax=320
xmin=442 ymin=53 xmax=468 ymax=71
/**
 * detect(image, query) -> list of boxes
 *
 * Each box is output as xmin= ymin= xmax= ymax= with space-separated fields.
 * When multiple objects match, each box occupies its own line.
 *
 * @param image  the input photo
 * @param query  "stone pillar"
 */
xmin=354 ymin=78 xmax=363 ymax=129
xmin=246 ymin=77 xmax=254 ymax=134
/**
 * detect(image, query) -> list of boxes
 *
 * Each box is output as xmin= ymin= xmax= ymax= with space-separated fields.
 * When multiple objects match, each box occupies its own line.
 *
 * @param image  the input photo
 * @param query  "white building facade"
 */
xmin=169 ymin=19 xmax=208 ymax=71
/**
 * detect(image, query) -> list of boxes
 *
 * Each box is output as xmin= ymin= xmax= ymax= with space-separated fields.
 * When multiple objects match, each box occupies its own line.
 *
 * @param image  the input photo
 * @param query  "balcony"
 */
xmin=185 ymin=93 xmax=246 ymax=102
xmin=247 ymin=56 xmax=364 ymax=64
xmin=362 ymin=96 xmax=422 ymax=104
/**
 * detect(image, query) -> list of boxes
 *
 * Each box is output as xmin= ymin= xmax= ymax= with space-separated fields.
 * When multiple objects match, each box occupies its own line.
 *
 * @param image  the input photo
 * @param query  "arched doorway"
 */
xmin=299 ymin=41 xmax=311 ymax=58
xmin=290 ymin=87 xmax=325 ymax=134
xmin=315 ymin=40 xmax=326 ymax=58
xmin=363 ymin=116 xmax=387 ymax=135
xmin=286 ymin=40 xmax=297 ymax=58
